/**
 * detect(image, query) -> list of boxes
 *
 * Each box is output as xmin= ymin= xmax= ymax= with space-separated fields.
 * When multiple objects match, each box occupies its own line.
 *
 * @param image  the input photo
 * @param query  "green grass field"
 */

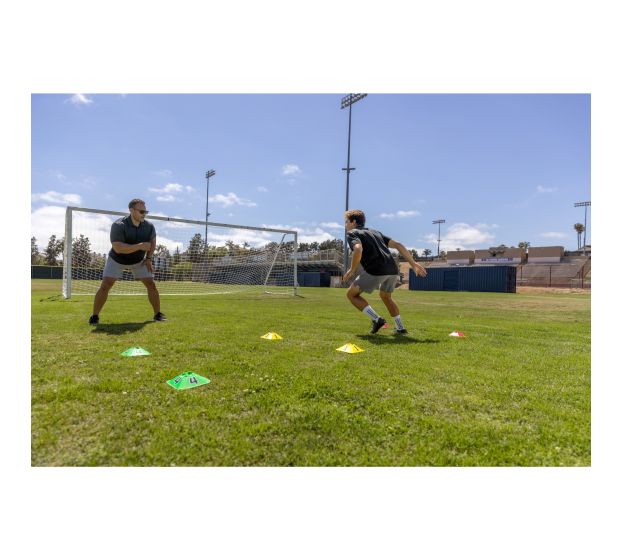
xmin=31 ymin=280 xmax=590 ymax=466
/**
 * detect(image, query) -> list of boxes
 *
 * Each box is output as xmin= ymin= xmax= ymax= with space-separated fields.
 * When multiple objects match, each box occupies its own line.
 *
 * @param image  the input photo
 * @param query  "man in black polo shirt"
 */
xmin=89 ymin=198 xmax=166 ymax=324
xmin=343 ymin=209 xmax=426 ymax=334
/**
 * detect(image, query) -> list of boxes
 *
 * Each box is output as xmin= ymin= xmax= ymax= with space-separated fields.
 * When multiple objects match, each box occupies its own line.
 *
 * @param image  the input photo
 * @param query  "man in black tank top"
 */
xmin=343 ymin=209 xmax=427 ymax=334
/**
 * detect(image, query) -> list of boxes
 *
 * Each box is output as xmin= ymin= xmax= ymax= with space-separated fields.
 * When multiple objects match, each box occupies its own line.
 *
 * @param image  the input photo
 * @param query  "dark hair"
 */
xmin=345 ymin=209 xmax=365 ymax=227
xmin=128 ymin=198 xmax=146 ymax=209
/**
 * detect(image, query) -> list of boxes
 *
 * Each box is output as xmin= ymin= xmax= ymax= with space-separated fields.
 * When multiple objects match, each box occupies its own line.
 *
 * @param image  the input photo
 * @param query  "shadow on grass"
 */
xmin=39 ymin=295 xmax=63 ymax=302
xmin=92 ymin=321 xmax=152 ymax=335
xmin=357 ymin=334 xmax=440 ymax=345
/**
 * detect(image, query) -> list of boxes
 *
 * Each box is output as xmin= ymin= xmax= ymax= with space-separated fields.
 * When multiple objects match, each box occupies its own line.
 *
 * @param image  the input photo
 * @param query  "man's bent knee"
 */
xmin=347 ymin=285 xmax=361 ymax=299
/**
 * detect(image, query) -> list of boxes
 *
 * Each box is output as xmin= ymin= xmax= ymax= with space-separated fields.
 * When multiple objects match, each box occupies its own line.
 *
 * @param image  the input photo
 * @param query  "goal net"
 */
xmin=62 ymin=207 xmax=298 ymax=297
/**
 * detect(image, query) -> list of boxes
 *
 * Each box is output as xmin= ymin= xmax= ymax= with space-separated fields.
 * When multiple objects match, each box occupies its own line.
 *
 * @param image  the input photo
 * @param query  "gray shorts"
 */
xmin=352 ymin=270 xmax=398 ymax=294
xmin=103 ymin=257 xmax=153 ymax=280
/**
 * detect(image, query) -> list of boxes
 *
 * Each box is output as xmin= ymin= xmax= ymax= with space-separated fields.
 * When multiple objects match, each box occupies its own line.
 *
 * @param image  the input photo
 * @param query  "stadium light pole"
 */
xmin=433 ymin=219 xmax=445 ymax=258
xmin=574 ymin=201 xmax=590 ymax=255
xmin=341 ymin=93 xmax=367 ymax=272
xmin=205 ymin=169 xmax=216 ymax=245
xmin=204 ymin=169 xmax=216 ymax=276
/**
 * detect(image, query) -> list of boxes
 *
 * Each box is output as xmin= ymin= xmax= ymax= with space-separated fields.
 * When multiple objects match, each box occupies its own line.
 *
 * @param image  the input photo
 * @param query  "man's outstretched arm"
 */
xmin=388 ymin=239 xmax=427 ymax=277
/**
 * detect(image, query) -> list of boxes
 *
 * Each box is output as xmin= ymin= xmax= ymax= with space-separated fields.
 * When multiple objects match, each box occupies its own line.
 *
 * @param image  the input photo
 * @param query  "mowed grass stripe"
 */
xmin=31 ymin=280 xmax=590 ymax=466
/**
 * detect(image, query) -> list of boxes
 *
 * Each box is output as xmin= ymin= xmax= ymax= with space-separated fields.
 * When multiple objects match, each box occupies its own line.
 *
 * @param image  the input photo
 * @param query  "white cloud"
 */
xmin=154 ymin=236 xmax=184 ymax=253
xmin=148 ymin=183 xmax=195 ymax=202
xmin=257 ymin=186 xmax=269 ymax=193
xmin=32 ymin=191 xmax=82 ymax=205
xmin=31 ymin=206 xmax=114 ymax=254
xmin=423 ymin=222 xmax=496 ymax=251
xmin=536 ymin=185 xmax=558 ymax=194
xmin=209 ymin=192 xmax=257 ymax=208
xmin=67 ymin=94 xmax=93 ymax=105
xmin=540 ymin=231 xmax=567 ymax=238
xmin=263 ymin=224 xmax=336 ymax=245
xmin=281 ymin=164 xmax=301 ymax=176
xmin=379 ymin=210 xmax=421 ymax=219
xmin=149 ymin=183 xmax=189 ymax=194
xmin=319 ymin=222 xmax=341 ymax=229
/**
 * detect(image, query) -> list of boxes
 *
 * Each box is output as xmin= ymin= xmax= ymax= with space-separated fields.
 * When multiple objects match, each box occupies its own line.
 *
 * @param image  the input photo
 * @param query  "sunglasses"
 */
xmin=132 ymin=209 xmax=149 ymax=215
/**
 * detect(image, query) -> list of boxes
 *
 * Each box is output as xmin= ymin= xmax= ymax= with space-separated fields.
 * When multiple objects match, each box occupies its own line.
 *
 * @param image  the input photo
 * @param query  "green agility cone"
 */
xmin=120 ymin=347 xmax=151 ymax=357
xmin=166 ymin=371 xmax=210 ymax=390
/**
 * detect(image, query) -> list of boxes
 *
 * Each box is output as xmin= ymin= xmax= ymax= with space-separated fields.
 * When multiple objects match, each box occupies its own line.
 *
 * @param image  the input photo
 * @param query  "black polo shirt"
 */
xmin=108 ymin=215 xmax=156 ymax=265
xmin=347 ymin=227 xmax=398 ymax=276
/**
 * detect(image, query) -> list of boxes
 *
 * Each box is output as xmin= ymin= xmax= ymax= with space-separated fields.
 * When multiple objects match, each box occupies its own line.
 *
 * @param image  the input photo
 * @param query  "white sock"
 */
xmin=362 ymin=305 xmax=380 ymax=321
xmin=393 ymin=315 xmax=405 ymax=330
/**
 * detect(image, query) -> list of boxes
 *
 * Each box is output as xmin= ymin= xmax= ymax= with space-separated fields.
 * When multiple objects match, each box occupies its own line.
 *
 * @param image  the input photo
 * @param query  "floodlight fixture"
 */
xmin=341 ymin=93 xmax=367 ymax=109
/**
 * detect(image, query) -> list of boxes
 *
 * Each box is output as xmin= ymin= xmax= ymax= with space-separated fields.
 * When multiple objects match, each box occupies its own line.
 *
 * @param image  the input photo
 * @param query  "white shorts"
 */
xmin=352 ymin=270 xmax=398 ymax=294
xmin=103 ymin=257 xmax=153 ymax=280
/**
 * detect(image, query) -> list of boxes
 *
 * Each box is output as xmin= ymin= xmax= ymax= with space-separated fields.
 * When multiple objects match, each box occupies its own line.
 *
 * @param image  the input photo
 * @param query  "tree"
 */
xmin=72 ymin=235 xmax=92 ymax=267
xmin=518 ymin=241 xmax=531 ymax=249
xmin=439 ymin=250 xmax=447 ymax=259
xmin=187 ymin=233 xmax=206 ymax=263
xmin=91 ymin=252 xmax=106 ymax=269
xmin=172 ymin=246 xmax=181 ymax=265
xmin=408 ymin=248 xmax=419 ymax=259
xmin=225 ymin=240 xmax=240 ymax=256
xmin=31 ymin=237 xmax=42 ymax=264
xmin=44 ymin=235 xmax=64 ymax=266
xmin=574 ymin=223 xmax=585 ymax=249
xmin=422 ymin=249 xmax=432 ymax=258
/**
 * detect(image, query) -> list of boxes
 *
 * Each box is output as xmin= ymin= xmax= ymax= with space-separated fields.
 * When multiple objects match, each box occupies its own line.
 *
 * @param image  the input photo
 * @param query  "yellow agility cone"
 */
xmin=336 ymin=343 xmax=364 ymax=353
xmin=261 ymin=332 xmax=283 ymax=340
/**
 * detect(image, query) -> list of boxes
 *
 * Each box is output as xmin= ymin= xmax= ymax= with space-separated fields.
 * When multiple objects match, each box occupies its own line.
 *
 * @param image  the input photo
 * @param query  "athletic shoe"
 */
xmin=370 ymin=317 xmax=387 ymax=334
xmin=88 ymin=314 xmax=99 ymax=325
xmin=394 ymin=328 xmax=408 ymax=335
xmin=153 ymin=312 xmax=167 ymax=322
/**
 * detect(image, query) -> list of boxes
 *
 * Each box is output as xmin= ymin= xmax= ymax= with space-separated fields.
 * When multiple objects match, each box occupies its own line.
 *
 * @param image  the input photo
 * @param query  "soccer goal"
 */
xmin=62 ymin=207 xmax=298 ymax=298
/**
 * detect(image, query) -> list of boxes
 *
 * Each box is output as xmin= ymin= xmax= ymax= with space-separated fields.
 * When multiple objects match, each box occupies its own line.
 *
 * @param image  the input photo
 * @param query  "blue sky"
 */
xmin=31 ymin=93 xmax=590 ymax=253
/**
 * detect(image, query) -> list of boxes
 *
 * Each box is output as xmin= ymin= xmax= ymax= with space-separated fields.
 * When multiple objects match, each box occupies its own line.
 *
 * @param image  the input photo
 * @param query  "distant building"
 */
xmin=474 ymin=247 xmax=525 ymax=264
xmin=527 ymin=246 xmax=564 ymax=263
xmin=447 ymin=250 xmax=475 ymax=265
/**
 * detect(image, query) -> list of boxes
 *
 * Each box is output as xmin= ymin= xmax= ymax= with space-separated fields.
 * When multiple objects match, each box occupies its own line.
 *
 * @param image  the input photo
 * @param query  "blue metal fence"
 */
xmin=409 ymin=266 xmax=517 ymax=293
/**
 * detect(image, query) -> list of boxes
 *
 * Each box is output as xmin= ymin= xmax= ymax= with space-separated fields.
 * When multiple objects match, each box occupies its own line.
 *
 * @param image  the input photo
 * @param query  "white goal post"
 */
xmin=63 ymin=207 xmax=298 ymax=298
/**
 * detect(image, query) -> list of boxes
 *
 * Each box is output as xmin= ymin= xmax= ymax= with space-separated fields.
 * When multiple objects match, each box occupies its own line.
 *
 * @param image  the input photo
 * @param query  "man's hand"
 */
xmin=139 ymin=242 xmax=151 ymax=251
xmin=343 ymin=268 xmax=354 ymax=282
xmin=412 ymin=262 xmax=427 ymax=277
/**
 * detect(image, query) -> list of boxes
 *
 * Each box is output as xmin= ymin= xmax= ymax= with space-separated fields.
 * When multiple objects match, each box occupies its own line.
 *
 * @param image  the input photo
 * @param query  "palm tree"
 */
xmin=422 ymin=248 xmax=432 ymax=258
xmin=573 ymin=223 xmax=585 ymax=249
xmin=518 ymin=241 xmax=530 ymax=249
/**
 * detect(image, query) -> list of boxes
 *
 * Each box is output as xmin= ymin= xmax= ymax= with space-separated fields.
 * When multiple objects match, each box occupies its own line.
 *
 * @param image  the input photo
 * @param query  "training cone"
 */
xmin=336 ymin=343 xmax=365 ymax=354
xmin=167 ymin=371 xmax=210 ymax=390
xmin=449 ymin=331 xmax=466 ymax=337
xmin=120 ymin=347 xmax=151 ymax=357
xmin=261 ymin=332 xmax=283 ymax=340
